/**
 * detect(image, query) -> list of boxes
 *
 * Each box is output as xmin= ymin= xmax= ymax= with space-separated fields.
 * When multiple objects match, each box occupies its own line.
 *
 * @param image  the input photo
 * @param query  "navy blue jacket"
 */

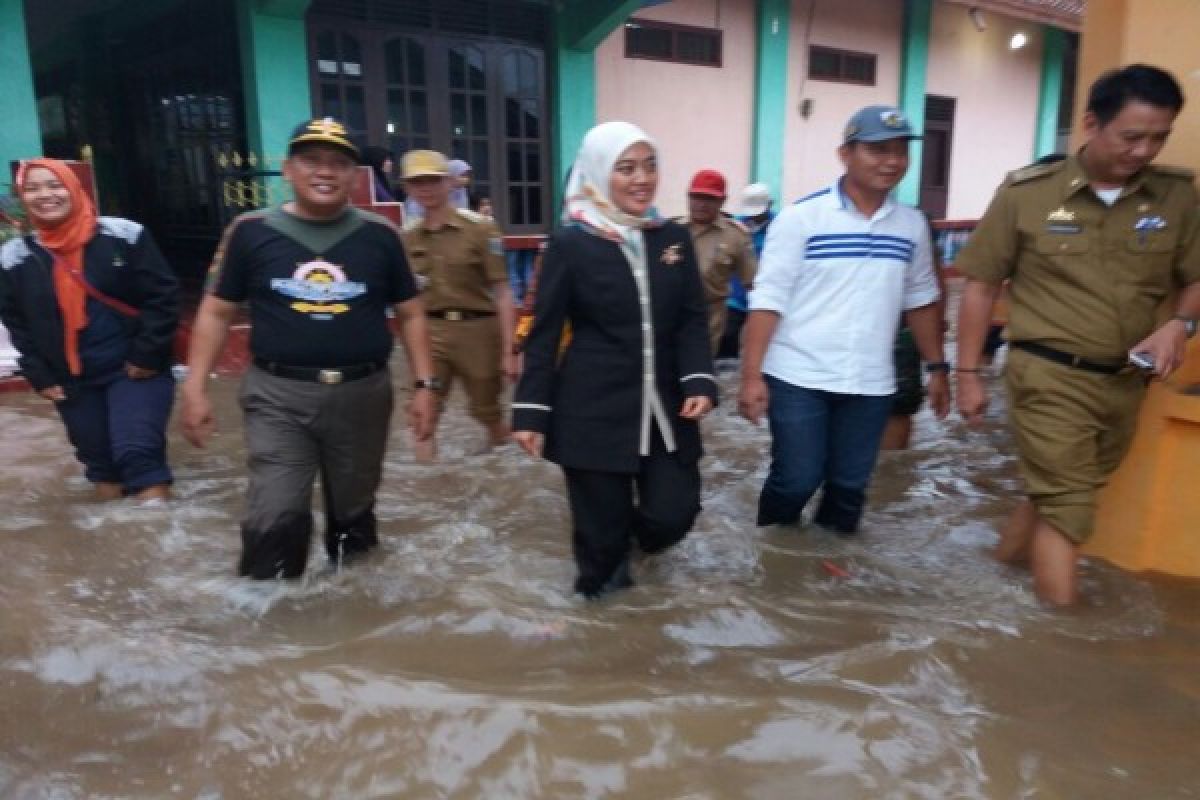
xmin=0 ymin=218 xmax=179 ymax=390
xmin=513 ymin=221 xmax=717 ymax=473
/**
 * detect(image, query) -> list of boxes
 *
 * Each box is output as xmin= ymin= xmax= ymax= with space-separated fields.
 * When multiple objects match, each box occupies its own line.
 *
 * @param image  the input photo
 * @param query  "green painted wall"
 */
xmin=1035 ymin=26 xmax=1067 ymax=159
xmin=751 ymin=0 xmax=790 ymax=207
xmin=236 ymin=0 xmax=313 ymax=170
xmin=550 ymin=0 xmax=642 ymax=216
xmin=0 ymin=0 xmax=43 ymax=177
xmin=896 ymin=0 xmax=931 ymax=207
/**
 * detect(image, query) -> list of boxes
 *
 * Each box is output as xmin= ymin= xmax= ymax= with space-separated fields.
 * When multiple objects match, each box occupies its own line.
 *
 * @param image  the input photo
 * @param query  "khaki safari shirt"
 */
xmin=679 ymin=215 xmax=758 ymax=304
xmin=957 ymin=155 xmax=1200 ymax=361
xmin=402 ymin=209 xmax=507 ymax=313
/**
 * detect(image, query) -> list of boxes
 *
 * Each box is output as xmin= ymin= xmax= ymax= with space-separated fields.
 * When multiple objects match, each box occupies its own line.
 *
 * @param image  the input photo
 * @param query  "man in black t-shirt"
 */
xmin=181 ymin=118 xmax=437 ymax=579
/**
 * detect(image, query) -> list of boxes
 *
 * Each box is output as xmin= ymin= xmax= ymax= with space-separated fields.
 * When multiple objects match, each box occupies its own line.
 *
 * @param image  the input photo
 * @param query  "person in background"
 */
xmin=678 ymin=169 xmax=757 ymax=355
xmin=955 ymin=65 xmax=1200 ymax=606
xmin=361 ymin=146 xmax=397 ymax=203
xmin=880 ymin=213 xmax=948 ymax=450
xmin=0 ymin=158 xmax=178 ymax=504
xmin=739 ymin=105 xmax=950 ymax=534
xmin=447 ymin=159 xmax=475 ymax=211
xmin=180 ymin=118 xmax=437 ymax=579
xmin=725 ymin=182 xmax=776 ymax=359
xmin=512 ymin=121 xmax=716 ymax=599
xmin=402 ymin=150 xmax=515 ymax=461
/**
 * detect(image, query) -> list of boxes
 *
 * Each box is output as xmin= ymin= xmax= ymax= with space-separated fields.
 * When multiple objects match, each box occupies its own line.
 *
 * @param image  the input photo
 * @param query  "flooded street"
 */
xmin=1 ymin=367 xmax=1199 ymax=799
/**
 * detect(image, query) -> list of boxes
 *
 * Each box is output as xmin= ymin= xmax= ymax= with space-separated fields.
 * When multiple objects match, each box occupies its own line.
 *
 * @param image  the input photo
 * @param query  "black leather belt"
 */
xmin=1010 ymin=341 xmax=1125 ymax=375
xmin=427 ymin=309 xmax=495 ymax=321
xmin=253 ymin=358 xmax=385 ymax=384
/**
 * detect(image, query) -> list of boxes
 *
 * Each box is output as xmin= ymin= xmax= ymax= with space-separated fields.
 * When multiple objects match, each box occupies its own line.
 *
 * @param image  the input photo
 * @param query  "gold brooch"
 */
xmin=661 ymin=243 xmax=682 ymax=265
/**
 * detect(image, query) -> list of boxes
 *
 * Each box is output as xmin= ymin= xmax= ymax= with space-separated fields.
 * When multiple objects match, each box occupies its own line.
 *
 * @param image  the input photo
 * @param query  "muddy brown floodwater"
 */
xmin=1 ymin=362 xmax=1198 ymax=799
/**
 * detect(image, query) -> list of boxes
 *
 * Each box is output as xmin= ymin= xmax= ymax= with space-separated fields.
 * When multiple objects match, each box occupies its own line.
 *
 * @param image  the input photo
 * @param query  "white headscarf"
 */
xmin=448 ymin=159 xmax=471 ymax=209
xmin=562 ymin=121 xmax=662 ymax=244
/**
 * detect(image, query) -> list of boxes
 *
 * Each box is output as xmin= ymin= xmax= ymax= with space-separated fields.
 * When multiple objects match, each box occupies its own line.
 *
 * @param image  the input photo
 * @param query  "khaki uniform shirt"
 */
xmin=678 ymin=215 xmax=758 ymax=304
xmin=957 ymin=155 xmax=1200 ymax=361
xmin=402 ymin=209 xmax=507 ymax=312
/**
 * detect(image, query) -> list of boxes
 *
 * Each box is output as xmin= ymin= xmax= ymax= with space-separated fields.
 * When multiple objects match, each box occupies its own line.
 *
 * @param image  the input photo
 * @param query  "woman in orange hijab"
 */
xmin=0 ymin=159 xmax=179 ymax=503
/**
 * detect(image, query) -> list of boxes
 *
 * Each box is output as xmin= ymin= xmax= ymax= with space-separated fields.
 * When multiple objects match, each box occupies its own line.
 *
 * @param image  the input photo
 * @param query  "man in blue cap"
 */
xmin=737 ymin=105 xmax=950 ymax=533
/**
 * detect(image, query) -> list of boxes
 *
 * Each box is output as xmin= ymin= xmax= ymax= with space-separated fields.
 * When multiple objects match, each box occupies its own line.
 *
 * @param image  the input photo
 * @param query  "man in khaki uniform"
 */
xmin=402 ymin=150 xmax=516 ymax=461
xmin=678 ymin=169 xmax=757 ymax=353
xmin=956 ymin=65 xmax=1200 ymax=606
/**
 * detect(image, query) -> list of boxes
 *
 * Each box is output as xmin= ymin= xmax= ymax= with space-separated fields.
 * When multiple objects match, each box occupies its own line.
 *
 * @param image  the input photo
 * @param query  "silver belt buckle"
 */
xmin=445 ymin=310 xmax=464 ymax=321
xmin=318 ymin=369 xmax=344 ymax=385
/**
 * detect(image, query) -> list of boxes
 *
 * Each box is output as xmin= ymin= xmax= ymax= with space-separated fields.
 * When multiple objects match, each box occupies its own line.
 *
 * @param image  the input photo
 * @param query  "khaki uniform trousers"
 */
xmin=1005 ymin=347 xmax=1144 ymax=543
xmin=430 ymin=315 xmax=504 ymax=425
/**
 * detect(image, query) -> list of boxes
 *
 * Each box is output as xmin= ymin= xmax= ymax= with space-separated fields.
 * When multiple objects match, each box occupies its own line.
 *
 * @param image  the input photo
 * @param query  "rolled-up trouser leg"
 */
xmin=239 ymin=367 xmax=321 ymax=579
xmin=633 ymin=435 xmax=701 ymax=554
xmin=563 ymin=466 xmax=636 ymax=597
xmin=316 ymin=369 xmax=394 ymax=564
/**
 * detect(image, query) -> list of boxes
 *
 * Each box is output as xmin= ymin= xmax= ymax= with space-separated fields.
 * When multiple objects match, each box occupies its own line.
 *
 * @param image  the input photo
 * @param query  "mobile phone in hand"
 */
xmin=1128 ymin=351 xmax=1156 ymax=371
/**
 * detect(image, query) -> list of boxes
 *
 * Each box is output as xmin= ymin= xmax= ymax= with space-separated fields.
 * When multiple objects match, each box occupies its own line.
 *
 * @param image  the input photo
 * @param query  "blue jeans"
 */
xmin=757 ymin=375 xmax=893 ymax=532
xmin=56 ymin=369 xmax=175 ymax=493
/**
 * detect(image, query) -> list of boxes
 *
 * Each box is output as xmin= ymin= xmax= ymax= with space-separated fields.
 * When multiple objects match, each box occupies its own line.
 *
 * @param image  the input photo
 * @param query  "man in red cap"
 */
xmin=678 ymin=169 xmax=757 ymax=354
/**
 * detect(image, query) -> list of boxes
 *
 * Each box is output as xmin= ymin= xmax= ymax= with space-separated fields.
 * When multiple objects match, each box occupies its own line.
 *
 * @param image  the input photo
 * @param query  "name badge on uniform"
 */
xmin=1045 ymin=223 xmax=1082 ymax=235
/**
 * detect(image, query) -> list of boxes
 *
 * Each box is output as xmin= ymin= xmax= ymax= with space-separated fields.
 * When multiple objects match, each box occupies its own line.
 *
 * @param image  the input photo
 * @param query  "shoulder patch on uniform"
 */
xmin=794 ymin=188 xmax=831 ymax=205
xmin=1150 ymin=164 xmax=1196 ymax=180
xmin=0 ymin=237 xmax=30 ymax=271
xmin=1004 ymin=161 xmax=1064 ymax=186
xmin=98 ymin=216 xmax=144 ymax=244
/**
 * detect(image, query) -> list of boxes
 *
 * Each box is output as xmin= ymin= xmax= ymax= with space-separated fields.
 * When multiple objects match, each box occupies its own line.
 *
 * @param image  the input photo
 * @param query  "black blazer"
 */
xmin=513 ymin=221 xmax=717 ymax=473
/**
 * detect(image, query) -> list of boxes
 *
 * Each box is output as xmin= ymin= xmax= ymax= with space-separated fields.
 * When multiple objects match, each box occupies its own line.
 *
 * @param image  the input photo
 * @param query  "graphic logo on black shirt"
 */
xmin=271 ymin=259 xmax=366 ymax=320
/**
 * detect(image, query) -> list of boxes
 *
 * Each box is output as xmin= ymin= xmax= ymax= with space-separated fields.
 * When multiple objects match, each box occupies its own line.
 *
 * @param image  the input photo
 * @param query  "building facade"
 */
xmin=1 ymin=0 xmax=1077 ymax=274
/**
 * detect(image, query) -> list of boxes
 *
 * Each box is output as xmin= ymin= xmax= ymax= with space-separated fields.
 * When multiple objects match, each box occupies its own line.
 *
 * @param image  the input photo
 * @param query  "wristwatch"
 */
xmin=1172 ymin=315 xmax=1198 ymax=338
xmin=924 ymin=361 xmax=951 ymax=374
xmin=413 ymin=377 xmax=442 ymax=390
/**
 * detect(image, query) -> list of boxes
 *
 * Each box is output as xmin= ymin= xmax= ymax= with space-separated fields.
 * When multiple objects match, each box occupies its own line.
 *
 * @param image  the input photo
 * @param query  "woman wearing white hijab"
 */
xmin=447 ymin=159 xmax=472 ymax=210
xmin=513 ymin=121 xmax=716 ymax=599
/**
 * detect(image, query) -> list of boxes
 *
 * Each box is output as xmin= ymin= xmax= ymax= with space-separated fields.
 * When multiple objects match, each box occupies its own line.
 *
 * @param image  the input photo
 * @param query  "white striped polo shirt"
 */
xmin=748 ymin=180 xmax=940 ymax=395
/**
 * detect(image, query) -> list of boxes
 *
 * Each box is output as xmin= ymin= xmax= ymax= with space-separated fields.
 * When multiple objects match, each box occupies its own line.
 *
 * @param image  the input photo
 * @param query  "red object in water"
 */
xmin=821 ymin=560 xmax=851 ymax=579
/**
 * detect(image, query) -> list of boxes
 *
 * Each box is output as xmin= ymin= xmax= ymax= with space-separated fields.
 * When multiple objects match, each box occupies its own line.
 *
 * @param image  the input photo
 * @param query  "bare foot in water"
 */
xmin=134 ymin=484 xmax=170 ymax=506
xmin=94 ymin=482 xmax=123 ymax=502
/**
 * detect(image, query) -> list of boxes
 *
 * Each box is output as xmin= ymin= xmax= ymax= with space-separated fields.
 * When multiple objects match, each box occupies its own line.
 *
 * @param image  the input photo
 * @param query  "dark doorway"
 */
xmin=307 ymin=0 xmax=550 ymax=233
xmin=26 ymin=0 xmax=247 ymax=282
xmin=918 ymin=94 xmax=955 ymax=220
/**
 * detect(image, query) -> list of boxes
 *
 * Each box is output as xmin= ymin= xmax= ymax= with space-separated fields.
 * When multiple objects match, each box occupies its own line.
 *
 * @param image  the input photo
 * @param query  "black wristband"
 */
xmin=924 ymin=361 xmax=951 ymax=374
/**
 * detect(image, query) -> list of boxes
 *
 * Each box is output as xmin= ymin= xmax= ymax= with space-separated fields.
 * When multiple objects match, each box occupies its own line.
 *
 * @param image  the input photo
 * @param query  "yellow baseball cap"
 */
xmin=402 ymin=150 xmax=450 ymax=179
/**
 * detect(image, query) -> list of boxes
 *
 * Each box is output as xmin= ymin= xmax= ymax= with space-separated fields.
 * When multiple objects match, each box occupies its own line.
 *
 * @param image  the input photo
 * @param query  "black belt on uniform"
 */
xmin=1010 ymin=341 xmax=1126 ymax=375
xmin=426 ymin=309 xmax=495 ymax=321
xmin=253 ymin=358 xmax=385 ymax=385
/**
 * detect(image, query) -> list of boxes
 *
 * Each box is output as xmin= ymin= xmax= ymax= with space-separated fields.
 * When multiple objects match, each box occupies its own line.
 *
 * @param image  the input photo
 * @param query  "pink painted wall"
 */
xmin=595 ymin=0 xmax=757 ymax=218
xmin=926 ymin=2 xmax=1043 ymax=218
xmin=781 ymin=0 xmax=905 ymax=202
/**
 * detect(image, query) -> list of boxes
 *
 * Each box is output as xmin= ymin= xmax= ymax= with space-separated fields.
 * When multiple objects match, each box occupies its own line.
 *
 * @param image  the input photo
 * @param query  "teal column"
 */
xmin=0 ymin=0 xmax=43 ymax=174
xmin=750 ymin=0 xmax=790 ymax=207
xmin=550 ymin=0 xmax=643 ymax=216
xmin=1034 ymin=26 xmax=1066 ymax=159
xmin=896 ymin=0 xmax=931 ymax=207
xmin=236 ymin=0 xmax=313 ymax=196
